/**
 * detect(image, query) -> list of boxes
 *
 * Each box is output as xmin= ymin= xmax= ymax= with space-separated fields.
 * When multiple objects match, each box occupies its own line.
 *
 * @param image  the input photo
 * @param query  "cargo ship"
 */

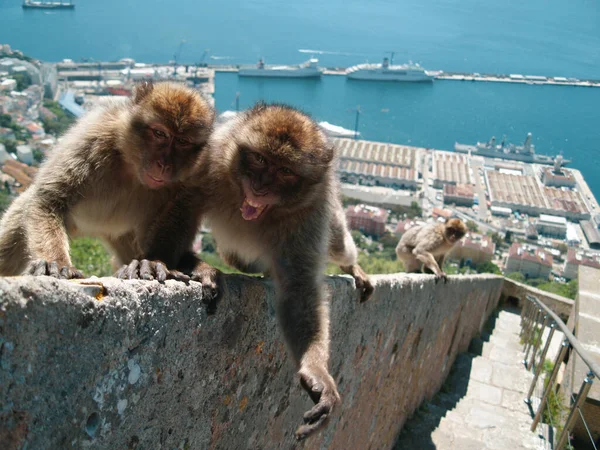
xmin=22 ymin=0 xmax=75 ymax=9
xmin=238 ymin=58 xmax=322 ymax=78
xmin=454 ymin=133 xmax=570 ymax=165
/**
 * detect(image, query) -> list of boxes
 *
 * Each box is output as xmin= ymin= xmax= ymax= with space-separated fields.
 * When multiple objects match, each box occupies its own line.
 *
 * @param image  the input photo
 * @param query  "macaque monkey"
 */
xmin=201 ymin=103 xmax=372 ymax=439
xmin=0 ymin=81 xmax=215 ymax=288
xmin=395 ymin=218 xmax=467 ymax=282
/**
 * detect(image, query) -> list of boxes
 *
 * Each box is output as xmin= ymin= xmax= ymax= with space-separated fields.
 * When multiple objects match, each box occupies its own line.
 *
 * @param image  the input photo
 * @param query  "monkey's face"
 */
xmin=127 ymin=82 xmax=214 ymax=189
xmin=445 ymin=218 xmax=467 ymax=243
xmin=232 ymin=104 xmax=334 ymax=221
xmin=237 ymin=149 xmax=301 ymax=220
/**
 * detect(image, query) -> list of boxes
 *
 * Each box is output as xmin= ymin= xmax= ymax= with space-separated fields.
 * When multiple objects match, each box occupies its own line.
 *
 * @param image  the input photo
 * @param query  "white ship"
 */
xmin=319 ymin=121 xmax=359 ymax=138
xmin=346 ymin=56 xmax=433 ymax=82
xmin=238 ymin=58 xmax=322 ymax=78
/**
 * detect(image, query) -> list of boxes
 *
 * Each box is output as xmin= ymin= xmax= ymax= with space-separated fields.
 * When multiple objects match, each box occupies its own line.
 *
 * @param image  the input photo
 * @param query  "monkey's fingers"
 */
xmin=360 ymin=280 xmax=375 ymax=302
xmin=27 ymin=259 xmax=48 ymax=276
xmin=166 ymin=269 xmax=190 ymax=283
xmin=139 ymin=259 xmax=155 ymax=281
xmin=296 ymin=369 xmax=340 ymax=440
xmin=114 ymin=264 xmax=128 ymax=279
xmin=295 ymin=413 xmax=330 ymax=441
xmin=191 ymin=266 xmax=222 ymax=314
xmin=59 ymin=265 xmax=85 ymax=279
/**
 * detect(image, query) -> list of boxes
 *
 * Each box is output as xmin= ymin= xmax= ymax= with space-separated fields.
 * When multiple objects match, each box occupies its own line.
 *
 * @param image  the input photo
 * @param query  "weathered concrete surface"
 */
xmin=501 ymin=278 xmax=573 ymax=322
xmin=0 ymin=273 xmax=504 ymax=450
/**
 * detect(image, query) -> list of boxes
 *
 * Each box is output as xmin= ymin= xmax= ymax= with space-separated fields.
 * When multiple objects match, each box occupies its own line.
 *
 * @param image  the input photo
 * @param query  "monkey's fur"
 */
xmin=201 ymin=103 xmax=372 ymax=439
xmin=0 ymin=81 xmax=215 ymax=283
xmin=395 ymin=218 xmax=467 ymax=282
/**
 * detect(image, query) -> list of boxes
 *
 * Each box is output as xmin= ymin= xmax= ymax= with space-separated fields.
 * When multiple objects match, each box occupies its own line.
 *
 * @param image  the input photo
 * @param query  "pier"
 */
xmin=208 ymin=64 xmax=600 ymax=88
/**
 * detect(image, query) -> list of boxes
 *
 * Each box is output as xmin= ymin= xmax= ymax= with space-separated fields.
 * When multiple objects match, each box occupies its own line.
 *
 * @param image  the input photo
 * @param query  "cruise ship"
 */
xmin=238 ymin=58 xmax=322 ymax=78
xmin=454 ymin=133 xmax=570 ymax=165
xmin=22 ymin=0 xmax=74 ymax=8
xmin=346 ymin=57 xmax=434 ymax=82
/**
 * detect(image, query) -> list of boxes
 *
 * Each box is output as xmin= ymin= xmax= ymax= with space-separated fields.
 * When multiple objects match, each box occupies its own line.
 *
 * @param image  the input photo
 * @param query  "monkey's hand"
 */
xmin=115 ymin=259 xmax=190 ymax=283
xmin=26 ymin=259 xmax=84 ymax=279
xmin=436 ymin=272 xmax=449 ymax=283
xmin=339 ymin=264 xmax=375 ymax=302
xmin=295 ymin=365 xmax=341 ymax=440
xmin=190 ymin=262 xmax=222 ymax=314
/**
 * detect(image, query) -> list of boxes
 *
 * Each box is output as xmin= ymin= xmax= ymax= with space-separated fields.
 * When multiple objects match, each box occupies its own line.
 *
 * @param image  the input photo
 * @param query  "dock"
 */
xmin=208 ymin=64 xmax=600 ymax=88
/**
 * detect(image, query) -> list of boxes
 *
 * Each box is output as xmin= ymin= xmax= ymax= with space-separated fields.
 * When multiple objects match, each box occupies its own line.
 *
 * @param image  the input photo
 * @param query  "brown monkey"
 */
xmin=201 ymin=103 xmax=371 ymax=439
xmin=0 ymin=81 xmax=215 ymax=290
xmin=395 ymin=218 xmax=467 ymax=282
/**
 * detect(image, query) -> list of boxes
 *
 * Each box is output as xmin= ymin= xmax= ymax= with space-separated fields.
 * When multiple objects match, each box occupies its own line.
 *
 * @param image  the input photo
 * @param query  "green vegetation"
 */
xmin=12 ymin=73 xmax=32 ymax=92
xmin=70 ymin=237 xmax=113 ymax=277
xmin=465 ymin=220 xmax=479 ymax=232
xmin=0 ymin=138 xmax=17 ymax=154
xmin=506 ymin=272 xmax=578 ymax=299
xmin=0 ymin=114 xmax=27 ymax=140
xmin=0 ymin=189 xmax=13 ymax=214
xmin=541 ymin=360 xmax=567 ymax=433
xmin=41 ymin=100 xmax=76 ymax=136
xmin=487 ymin=231 xmax=505 ymax=248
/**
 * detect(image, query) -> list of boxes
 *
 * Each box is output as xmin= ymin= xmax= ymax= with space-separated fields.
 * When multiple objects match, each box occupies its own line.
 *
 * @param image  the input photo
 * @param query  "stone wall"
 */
xmin=501 ymin=278 xmax=573 ymax=322
xmin=0 ymin=273 xmax=504 ymax=450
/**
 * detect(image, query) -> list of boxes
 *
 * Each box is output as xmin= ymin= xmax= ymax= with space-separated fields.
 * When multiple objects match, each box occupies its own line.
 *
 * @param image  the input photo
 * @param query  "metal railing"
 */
xmin=520 ymin=294 xmax=600 ymax=450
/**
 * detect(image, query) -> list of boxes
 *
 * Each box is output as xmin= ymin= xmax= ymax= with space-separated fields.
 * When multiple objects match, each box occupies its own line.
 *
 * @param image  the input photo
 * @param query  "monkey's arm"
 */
xmin=23 ymin=150 xmax=91 ymax=278
xmin=271 ymin=219 xmax=340 ymax=440
xmin=328 ymin=204 xmax=374 ymax=301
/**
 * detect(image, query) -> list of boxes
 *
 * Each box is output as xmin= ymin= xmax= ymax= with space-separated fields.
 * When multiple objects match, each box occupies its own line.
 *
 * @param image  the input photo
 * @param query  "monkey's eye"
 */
xmin=176 ymin=137 xmax=191 ymax=146
xmin=152 ymin=129 xmax=168 ymax=139
xmin=279 ymin=167 xmax=295 ymax=176
xmin=250 ymin=152 xmax=266 ymax=165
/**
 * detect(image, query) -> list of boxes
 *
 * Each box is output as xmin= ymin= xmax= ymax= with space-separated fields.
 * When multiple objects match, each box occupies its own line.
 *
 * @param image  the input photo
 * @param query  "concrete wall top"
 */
xmin=0 ymin=273 xmax=504 ymax=450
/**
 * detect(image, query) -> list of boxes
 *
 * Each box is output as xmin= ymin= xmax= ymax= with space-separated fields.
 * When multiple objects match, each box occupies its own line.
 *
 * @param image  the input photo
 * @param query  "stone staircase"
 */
xmin=394 ymin=306 xmax=553 ymax=450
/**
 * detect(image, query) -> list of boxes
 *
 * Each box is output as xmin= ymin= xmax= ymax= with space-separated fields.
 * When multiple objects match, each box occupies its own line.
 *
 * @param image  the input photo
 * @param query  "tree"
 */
xmin=504 ymin=230 xmax=513 ymax=243
xmin=0 ymin=114 xmax=12 ymax=128
xmin=474 ymin=261 xmax=501 ymax=274
xmin=507 ymin=272 xmax=526 ymax=283
xmin=12 ymin=73 xmax=32 ymax=91
xmin=466 ymin=220 xmax=478 ymax=233
xmin=487 ymin=231 xmax=504 ymax=247
xmin=379 ymin=232 xmax=399 ymax=249
xmin=556 ymin=243 xmax=568 ymax=254
xmin=32 ymin=148 xmax=44 ymax=164
xmin=69 ymin=237 xmax=113 ymax=277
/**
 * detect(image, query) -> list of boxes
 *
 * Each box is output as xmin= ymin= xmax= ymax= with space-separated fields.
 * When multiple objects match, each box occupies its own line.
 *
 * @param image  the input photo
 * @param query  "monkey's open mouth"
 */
xmin=144 ymin=172 xmax=166 ymax=188
xmin=241 ymin=197 xmax=268 ymax=220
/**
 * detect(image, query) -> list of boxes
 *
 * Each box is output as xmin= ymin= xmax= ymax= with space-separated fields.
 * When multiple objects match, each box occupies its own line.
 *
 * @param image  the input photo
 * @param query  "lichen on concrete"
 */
xmin=0 ymin=273 xmax=504 ymax=449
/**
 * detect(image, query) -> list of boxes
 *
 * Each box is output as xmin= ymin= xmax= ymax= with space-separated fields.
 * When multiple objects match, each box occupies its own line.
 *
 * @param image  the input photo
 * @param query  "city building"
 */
xmin=563 ymin=248 xmax=600 ymax=280
xmin=394 ymin=219 xmax=424 ymax=238
xmin=443 ymin=183 xmax=474 ymax=207
xmin=0 ymin=78 xmax=16 ymax=91
xmin=58 ymin=90 xmax=85 ymax=118
xmin=338 ymin=160 xmax=418 ymax=189
xmin=0 ymin=127 xmax=15 ymax=140
xmin=505 ymin=243 xmax=553 ymax=279
xmin=490 ymin=205 xmax=512 ymax=217
xmin=345 ymin=204 xmax=389 ymax=237
xmin=16 ymin=145 xmax=33 ymax=165
xmin=431 ymin=151 xmax=471 ymax=188
xmin=566 ymin=223 xmax=581 ymax=246
xmin=486 ymin=171 xmax=589 ymax=220
xmin=449 ymin=233 xmax=495 ymax=265
xmin=0 ymin=143 xmax=10 ymax=163
xmin=432 ymin=207 xmax=453 ymax=220
xmin=535 ymin=214 xmax=567 ymax=238
xmin=541 ymin=166 xmax=576 ymax=188
xmin=580 ymin=220 xmax=600 ymax=250
xmin=334 ymin=138 xmax=420 ymax=190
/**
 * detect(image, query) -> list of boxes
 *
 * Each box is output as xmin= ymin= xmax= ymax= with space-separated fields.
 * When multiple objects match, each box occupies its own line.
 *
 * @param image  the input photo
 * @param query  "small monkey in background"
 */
xmin=395 ymin=218 xmax=467 ymax=282
xmin=201 ymin=103 xmax=372 ymax=439
xmin=0 ymin=81 xmax=215 ymax=289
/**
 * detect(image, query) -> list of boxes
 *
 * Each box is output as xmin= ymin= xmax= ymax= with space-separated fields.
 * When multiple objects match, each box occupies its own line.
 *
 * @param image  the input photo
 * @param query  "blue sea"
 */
xmin=1 ymin=0 xmax=600 ymax=196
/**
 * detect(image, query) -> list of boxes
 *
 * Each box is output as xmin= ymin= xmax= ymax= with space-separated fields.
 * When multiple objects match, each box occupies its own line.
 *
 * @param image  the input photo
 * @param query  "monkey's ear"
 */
xmin=133 ymin=81 xmax=154 ymax=104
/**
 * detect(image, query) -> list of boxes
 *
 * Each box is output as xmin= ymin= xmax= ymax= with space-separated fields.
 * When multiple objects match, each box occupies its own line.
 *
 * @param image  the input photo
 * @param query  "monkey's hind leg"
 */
xmin=414 ymin=250 xmax=448 ymax=282
xmin=396 ymin=244 xmax=421 ymax=273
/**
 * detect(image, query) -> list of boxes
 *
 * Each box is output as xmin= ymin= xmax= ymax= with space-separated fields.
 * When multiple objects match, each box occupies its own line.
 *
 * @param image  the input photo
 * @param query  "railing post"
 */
xmin=528 ymin=315 xmax=549 ymax=370
xmin=531 ymin=339 xmax=569 ymax=431
xmin=525 ymin=323 xmax=555 ymax=403
xmin=524 ymin=308 xmax=542 ymax=365
xmin=521 ymin=301 xmax=536 ymax=342
xmin=520 ymin=301 xmax=533 ymax=337
xmin=555 ymin=372 xmax=595 ymax=450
